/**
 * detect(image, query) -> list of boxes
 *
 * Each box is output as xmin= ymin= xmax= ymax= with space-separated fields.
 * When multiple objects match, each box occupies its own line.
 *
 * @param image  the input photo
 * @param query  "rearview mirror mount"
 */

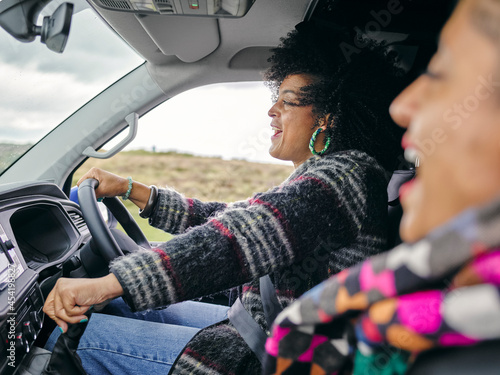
xmin=0 ymin=0 xmax=73 ymax=53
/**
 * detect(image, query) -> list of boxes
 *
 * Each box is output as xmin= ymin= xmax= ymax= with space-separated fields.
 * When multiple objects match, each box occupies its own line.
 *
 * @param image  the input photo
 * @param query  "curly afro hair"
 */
xmin=264 ymin=21 xmax=412 ymax=173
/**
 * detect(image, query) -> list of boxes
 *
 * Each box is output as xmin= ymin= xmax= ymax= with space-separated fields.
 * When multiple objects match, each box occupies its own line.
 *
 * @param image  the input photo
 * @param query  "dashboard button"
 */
xmin=23 ymin=321 xmax=36 ymax=341
xmin=15 ymin=332 xmax=29 ymax=354
xmin=30 ymin=311 xmax=42 ymax=331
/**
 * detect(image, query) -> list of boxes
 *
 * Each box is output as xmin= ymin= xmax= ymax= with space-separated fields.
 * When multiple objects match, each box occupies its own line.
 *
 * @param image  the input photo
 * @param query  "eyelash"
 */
xmin=282 ymin=100 xmax=299 ymax=106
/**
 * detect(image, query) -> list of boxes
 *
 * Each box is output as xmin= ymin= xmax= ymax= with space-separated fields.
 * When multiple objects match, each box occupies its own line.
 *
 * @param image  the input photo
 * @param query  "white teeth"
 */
xmin=404 ymin=148 xmax=420 ymax=167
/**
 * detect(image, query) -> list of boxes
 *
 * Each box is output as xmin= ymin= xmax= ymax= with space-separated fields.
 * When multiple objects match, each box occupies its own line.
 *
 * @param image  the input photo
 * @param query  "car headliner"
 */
xmin=87 ymin=0 xmax=455 ymax=91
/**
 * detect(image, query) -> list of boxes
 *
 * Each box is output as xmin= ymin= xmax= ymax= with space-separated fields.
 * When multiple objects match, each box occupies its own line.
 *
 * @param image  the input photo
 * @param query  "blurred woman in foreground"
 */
xmin=263 ymin=0 xmax=500 ymax=373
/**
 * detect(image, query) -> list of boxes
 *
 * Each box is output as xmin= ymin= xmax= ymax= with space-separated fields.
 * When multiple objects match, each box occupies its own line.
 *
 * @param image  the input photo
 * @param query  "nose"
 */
xmin=268 ymin=102 xmax=279 ymax=118
xmin=389 ymin=76 xmax=426 ymax=129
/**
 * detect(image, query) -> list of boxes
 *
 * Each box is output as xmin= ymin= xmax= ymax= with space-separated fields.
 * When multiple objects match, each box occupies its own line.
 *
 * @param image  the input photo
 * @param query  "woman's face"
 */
xmin=390 ymin=0 xmax=500 ymax=242
xmin=268 ymin=74 xmax=324 ymax=168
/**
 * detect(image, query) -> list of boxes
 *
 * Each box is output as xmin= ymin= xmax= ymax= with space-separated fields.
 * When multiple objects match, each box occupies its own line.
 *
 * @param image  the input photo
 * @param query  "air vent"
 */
xmin=100 ymin=0 xmax=132 ymax=10
xmin=154 ymin=0 xmax=175 ymax=13
xmin=68 ymin=212 xmax=88 ymax=232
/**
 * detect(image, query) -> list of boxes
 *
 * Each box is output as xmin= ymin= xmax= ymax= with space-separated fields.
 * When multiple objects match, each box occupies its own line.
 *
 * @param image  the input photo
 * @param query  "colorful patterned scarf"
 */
xmin=263 ymin=197 xmax=500 ymax=375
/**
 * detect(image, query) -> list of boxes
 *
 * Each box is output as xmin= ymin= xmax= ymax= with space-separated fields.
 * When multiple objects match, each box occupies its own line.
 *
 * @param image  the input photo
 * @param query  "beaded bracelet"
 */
xmin=139 ymin=185 xmax=158 ymax=218
xmin=121 ymin=176 xmax=133 ymax=200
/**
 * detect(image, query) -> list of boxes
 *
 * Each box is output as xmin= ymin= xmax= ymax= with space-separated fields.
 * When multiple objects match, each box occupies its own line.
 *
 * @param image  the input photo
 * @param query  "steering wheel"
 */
xmin=78 ymin=178 xmax=151 ymax=262
xmin=41 ymin=180 xmax=150 ymax=373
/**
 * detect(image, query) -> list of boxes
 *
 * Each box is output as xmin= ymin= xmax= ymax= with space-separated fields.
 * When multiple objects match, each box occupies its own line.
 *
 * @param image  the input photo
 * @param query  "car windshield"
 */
xmin=0 ymin=0 xmax=144 ymax=176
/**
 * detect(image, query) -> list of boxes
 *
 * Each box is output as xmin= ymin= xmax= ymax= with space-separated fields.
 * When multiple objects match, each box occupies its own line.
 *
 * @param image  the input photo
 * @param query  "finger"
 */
xmin=64 ymin=302 xmax=91 ymax=317
xmin=52 ymin=288 xmax=78 ymax=323
xmin=42 ymin=290 xmax=57 ymax=321
xmin=54 ymin=318 xmax=68 ymax=334
xmin=76 ymin=173 xmax=91 ymax=187
xmin=76 ymin=167 xmax=99 ymax=186
xmin=44 ymin=291 xmax=70 ymax=333
xmin=54 ymin=303 xmax=90 ymax=325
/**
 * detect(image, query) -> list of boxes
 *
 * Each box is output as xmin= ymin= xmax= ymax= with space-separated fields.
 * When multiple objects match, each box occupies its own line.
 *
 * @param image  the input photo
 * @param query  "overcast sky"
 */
xmin=128 ymin=82 xmax=278 ymax=164
xmin=0 ymin=0 xmax=284 ymax=165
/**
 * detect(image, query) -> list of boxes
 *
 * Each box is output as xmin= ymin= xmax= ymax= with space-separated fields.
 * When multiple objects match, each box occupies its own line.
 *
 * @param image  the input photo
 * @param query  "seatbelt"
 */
xmin=228 ymin=275 xmax=283 ymax=365
xmin=228 ymin=297 xmax=269 ymax=364
xmin=259 ymin=275 xmax=283 ymax=329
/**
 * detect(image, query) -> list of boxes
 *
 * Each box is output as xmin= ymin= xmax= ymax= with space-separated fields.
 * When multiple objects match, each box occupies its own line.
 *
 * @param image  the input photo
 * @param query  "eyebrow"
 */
xmin=470 ymin=0 xmax=500 ymax=44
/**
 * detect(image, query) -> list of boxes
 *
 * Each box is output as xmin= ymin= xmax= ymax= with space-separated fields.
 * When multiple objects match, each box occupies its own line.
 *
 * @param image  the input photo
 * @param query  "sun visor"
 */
xmin=134 ymin=14 xmax=220 ymax=62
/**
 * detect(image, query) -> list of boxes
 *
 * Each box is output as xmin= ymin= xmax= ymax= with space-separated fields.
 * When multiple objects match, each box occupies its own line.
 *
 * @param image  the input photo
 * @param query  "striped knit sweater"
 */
xmin=110 ymin=150 xmax=390 ymax=375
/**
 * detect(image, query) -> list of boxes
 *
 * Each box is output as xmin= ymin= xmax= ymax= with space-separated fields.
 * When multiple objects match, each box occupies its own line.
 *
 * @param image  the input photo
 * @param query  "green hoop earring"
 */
xmin=309 ymin=128 xmax=331 ymax=156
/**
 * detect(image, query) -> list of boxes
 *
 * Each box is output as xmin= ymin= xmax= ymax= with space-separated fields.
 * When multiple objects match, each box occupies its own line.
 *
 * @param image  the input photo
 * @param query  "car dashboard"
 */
xmin=0 ymin=182 xmax=90 ymax=374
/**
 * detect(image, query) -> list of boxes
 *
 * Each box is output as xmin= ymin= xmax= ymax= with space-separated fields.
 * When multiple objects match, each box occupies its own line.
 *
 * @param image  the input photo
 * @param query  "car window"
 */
xmin=75 ymin=82 xmax=293 ymax=241
xmin=0 ymin=0 xmax=144 ymax=175
xmin=128 ymin=82 xmax=280 ymax=165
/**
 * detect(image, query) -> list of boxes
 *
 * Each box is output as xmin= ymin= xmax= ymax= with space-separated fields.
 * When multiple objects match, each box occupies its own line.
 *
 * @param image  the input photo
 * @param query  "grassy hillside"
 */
xmin=0 ymin=143 xmax=32 ymax=173
xmin=73 ymin=150 xmax=293 ymax=241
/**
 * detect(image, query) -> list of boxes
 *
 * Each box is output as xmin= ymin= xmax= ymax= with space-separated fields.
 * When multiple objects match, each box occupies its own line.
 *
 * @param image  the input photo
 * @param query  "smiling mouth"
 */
xmin=399 ymin=144 xmax=420 ymax=203
xmin=271 ymin=126 xmax=283 ymax=138
xmin=404 ymin=147 xmax=420 ymax=167
xmin=402 ymin=135 xmax=421 ymax=167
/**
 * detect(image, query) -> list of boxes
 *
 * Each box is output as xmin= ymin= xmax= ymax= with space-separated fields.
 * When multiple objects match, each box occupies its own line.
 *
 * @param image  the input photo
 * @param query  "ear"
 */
xmin=317 ymin=113 xmax=332 ymax=131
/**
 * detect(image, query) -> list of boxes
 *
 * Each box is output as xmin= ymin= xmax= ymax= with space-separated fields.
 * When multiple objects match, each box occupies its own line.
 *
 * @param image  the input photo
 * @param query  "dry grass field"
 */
xmin=73 ymin=150 xmax=293 ymax=241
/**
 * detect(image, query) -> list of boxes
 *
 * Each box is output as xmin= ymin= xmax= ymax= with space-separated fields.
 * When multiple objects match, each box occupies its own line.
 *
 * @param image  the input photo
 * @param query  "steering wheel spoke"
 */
xmin=78 ymin=178 xmax=150 ymax=263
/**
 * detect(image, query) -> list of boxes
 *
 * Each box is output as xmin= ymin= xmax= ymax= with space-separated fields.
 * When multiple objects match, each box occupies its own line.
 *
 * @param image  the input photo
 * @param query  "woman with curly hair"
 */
xmin=264 ymin=22 xmax=407 ymax=173
xmin=43 ymin=21 xmax=416 ymax=375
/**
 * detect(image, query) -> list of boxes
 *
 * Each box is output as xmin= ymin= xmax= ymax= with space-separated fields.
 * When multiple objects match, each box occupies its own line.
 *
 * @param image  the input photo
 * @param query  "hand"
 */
xmin=77 ymin=167 xmax=130 ymax=199
xmin=77 ymin=167 xmax=152 ymax=209
xmin=43 ymin=274 xmax=124 ymax=333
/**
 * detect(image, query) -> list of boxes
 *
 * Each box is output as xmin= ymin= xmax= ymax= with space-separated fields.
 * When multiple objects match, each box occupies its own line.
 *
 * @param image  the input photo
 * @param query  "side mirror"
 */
xmin=0 ymin=0 xmax=73 ymax=53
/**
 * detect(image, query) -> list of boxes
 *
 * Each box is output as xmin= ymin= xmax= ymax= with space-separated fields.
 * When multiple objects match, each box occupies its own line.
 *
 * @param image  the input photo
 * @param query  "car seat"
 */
xmin=386 ymin=169 xmax=415 ymax=248
xmin=406 ymin=339 xmax=500 ymax=374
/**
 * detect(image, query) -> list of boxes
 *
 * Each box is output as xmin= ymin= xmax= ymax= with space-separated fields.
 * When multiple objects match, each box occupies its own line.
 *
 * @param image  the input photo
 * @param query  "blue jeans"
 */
xmin=45 ymin=299 xmax=229 ymax=375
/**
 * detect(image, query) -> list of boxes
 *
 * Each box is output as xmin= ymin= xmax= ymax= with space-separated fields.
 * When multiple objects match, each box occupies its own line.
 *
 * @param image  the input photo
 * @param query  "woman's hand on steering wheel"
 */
xmin=77 ymin=167 xmax=152 ymax=210
xmin=77 ymin=167 xmax=130 ymax=199
xmin=43 ymin=274 xmax=124 ymax=333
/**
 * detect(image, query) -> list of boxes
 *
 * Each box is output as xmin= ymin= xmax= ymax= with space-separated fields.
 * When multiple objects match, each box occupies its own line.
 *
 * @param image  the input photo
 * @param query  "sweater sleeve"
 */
xmin=148 ymin=187 xmax=229 ymax=234
xmin=110 ymin=151 xmax=386 ymax=311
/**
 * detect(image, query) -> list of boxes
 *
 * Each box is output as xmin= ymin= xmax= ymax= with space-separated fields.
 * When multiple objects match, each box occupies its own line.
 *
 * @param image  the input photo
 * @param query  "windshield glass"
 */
xmin=0 ymin=0 xmax=143 ymax=175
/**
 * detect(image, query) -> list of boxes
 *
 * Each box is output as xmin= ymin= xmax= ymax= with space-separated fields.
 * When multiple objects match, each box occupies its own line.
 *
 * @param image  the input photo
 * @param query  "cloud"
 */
xmin=0 ymin=61 xmax=104 ymax=142
xmin=0 ymin=4 xmax=142 ymax=144
xmin=0 ymin=7 xmax=142 ymax=83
